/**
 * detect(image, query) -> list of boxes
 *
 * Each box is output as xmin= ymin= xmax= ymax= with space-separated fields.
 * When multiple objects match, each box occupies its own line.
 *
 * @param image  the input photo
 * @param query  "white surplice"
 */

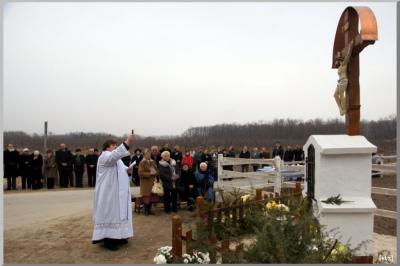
xmin=92 ymin=143 xmax=133 ymax=241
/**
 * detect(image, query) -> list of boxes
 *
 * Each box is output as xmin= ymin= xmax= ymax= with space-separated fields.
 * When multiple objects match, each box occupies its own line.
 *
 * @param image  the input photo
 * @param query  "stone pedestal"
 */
xmin=303 ymin=135 xmax=377 ymax=255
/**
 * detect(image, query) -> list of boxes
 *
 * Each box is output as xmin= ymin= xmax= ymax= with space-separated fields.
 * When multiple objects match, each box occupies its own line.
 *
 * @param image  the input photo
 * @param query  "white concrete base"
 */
xmin=318 ymin=211 xmax=375 ymax=255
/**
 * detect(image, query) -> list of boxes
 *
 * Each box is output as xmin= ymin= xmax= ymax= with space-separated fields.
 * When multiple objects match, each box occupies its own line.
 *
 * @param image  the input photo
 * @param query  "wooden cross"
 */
xmin=332 ymin=6 xmax=378 ymax=136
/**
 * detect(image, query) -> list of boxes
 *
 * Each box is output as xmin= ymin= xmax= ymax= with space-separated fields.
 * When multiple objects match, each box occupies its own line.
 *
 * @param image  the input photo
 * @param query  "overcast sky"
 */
xmin=4 ymin=2 xmax=396 ymax=137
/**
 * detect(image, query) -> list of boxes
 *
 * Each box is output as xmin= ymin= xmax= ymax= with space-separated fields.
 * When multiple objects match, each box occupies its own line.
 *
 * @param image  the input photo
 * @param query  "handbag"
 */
xmin=152 ymin=180 xmax=164 ymax=196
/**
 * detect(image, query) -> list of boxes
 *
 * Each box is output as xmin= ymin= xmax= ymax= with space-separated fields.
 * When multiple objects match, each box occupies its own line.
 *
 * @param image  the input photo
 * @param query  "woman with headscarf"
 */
xmin=138 ymin=149 xmax=159 ymax=215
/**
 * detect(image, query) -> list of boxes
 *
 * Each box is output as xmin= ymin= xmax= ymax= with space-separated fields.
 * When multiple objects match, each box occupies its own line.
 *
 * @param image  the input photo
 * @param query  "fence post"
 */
xmin=196 ymin=196 xmax=205 ymax=219
xmin=186 ymin=230 xmax=193 ymax=255
xmin=208 ymin=221 xmax=217 ymax=264
xmin=172 ymin=215 xmax=182 ymax=261
xmin=217 ymin=154 xmax=223 ymax=188
xmin=295 ymin=181 xmax=301 ymax=204
xmin=255 ymin=188 xmax=262 ymax=201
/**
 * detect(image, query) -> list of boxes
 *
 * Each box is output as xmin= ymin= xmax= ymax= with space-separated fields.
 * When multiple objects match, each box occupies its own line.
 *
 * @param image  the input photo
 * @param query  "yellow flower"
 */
xmin=229 ymin=214 xmax=233 ymax=219
xmin=271 ymin=201 xmax=276 ymax=208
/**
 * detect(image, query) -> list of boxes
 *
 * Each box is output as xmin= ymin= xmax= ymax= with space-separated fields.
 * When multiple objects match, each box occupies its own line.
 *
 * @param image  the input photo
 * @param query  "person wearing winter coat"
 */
xmin=239 ymin=146 xmax=251 ymax=172
xmin=55 ymin=143 xmax=74 ymax=188
xmin=85 ymin=148 xmax=99 ymax=187
xmin=19 ymin=148 xmax=32 ymax=189
xmin=4 ymin=144 xmax=19 ymax=190
xmin=293 ymin=145 xmax=305 ymax=162
xmin=181 ymin=150 xmax=193 ymax=169
xmin=31 ymin=150 xmax=43 ymax=190
xmin=171 ymin=145 xmax=183 ymax=168
xmin=44 ymin=149 xmax=58 ymax=189
xmin=272 ymin=142 xmax=284 ymax=159
xmin=180 ymin=162 xmax=197 ymax=211
xmin=150 ymin=145 xmax=162 ymax=164
xmin=192 ymin=147 xmax=204 ymax=171
xmin=225 ymin=146 xmax=236 ymax=171
xmin=259 ymin=147 xmax=271 ymax=168
xmin=131 ymin=149 xmax=143 ymax=186
xmin=250 ymin=147 xmax=261 ymax=172
xmin=194 ymin=162 xmax=214 ymax=203
xmin=158 ymin=151 xmax=180 ymax=213
xmin=138 ymin=149 xmax=159 ymax=215
xmin=283 ymin=145 xmax=294 ymax=162
xmin=73 ymin=149 xmax=86 ymax=187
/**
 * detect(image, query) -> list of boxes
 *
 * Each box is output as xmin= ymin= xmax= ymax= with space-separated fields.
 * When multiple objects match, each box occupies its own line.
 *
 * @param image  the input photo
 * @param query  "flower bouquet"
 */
xmin=154 ymin=246 xmax=173 ymax=264
xmin=265 ymin=200 xmax=290 ymax=220
xmin=182 ymin=251 xmax=211 ymax=264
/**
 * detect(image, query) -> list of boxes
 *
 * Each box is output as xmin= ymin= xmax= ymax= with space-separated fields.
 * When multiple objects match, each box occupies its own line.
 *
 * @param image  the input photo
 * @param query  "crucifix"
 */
xmin=332 ymin=6 xmax=378 ymax=136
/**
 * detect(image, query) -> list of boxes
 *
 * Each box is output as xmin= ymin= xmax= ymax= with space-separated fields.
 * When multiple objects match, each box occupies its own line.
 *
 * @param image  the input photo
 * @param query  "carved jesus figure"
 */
xmin=334 ymin=40 xmax=354 ymax=116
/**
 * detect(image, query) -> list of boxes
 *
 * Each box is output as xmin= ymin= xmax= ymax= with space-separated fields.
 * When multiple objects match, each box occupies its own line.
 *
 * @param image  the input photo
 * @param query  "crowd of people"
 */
xmin=4 ymin=141 xmax=304 ymax=214
xmin=3 ymin=143 xmax=100 ymax=190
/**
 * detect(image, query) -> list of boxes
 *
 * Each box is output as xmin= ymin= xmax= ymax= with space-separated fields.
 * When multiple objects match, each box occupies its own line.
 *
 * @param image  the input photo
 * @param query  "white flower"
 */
xmin=154 ymin=254 xmax=167 ymax=264
xmin=183 ymin=258 xmax=189 ymax=264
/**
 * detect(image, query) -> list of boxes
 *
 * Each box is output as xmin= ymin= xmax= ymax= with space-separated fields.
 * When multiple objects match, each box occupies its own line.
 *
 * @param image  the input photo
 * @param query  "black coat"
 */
xmin=19 ymin=153 xmax=32 ymax=176
xmin=4 ymin=150 xmax=19 ymax=177
xmin=30 ymin=155 xmax=43 ymax=178
xmin=85 ymin=154 xmax=99 ymax=167
xmin=180 ymin=168 xmax=196 ymax=188
xmin=272 ymin=147 xmax=284 ymax=159
xmin=201 ymin=153 xmax=212 ymax=165
xmin=171 ymin=151 xmax=183 ymax=166
xmin=73 ymin=154 xmax=86 ymax=171
xmin=239 ymin=151 xmax=250 ymax=159
xmin=158 ymin=160 xmax=179 ymax=191
xmin=131 ymin=155 xmax=143 ymax=177
xmin=283 ymin=150 xmax=294 ymax=162
xmin=55 ymin=149 xmax=73 ymax=169
xmin=293 ymin=149 xmax=305 ymax=161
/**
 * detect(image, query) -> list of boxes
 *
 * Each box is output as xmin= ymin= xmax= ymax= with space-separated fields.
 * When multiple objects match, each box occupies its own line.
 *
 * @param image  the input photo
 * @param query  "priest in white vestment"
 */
xmin=92 ymin=135 xmax=135 ymax=251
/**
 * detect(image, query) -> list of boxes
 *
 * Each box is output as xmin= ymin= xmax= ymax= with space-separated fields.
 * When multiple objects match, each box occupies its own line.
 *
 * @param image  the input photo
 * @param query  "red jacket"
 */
xmin=181 ymin=154 xmax=193 ymax=169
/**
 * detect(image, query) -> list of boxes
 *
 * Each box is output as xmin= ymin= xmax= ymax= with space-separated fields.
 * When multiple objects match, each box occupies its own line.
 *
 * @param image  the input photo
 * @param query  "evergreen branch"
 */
xmin=321 ymin=194 xmax=353 ymax=205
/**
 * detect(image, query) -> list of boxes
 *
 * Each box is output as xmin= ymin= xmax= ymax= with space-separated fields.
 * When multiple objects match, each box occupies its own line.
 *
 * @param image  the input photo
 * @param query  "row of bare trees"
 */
xmin=3 ymin=116 xmax=396 ymax=154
